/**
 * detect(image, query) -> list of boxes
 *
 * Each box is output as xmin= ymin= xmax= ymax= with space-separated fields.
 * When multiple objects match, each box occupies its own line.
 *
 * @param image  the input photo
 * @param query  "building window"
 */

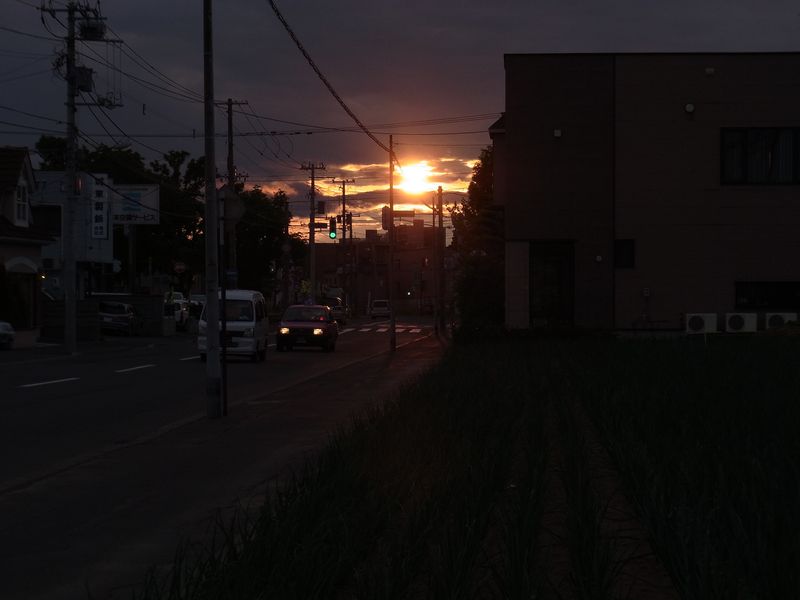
xmin=614 ymin=239 xmax=635 ymax=269
xmin=721 ymin=128 xmax=797 ymax=184
xmin=15 ymin=184 xmax=28 ymax=224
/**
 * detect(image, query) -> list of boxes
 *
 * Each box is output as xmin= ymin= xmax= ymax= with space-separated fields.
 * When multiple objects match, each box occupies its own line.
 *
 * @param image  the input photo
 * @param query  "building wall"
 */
xmin=614 ymin=53 xmax=800 ymax=328
xmin=503 ymin=54 xmax=615 ymax=329
xmin=502 ymin=52 xmax=800 ymax=330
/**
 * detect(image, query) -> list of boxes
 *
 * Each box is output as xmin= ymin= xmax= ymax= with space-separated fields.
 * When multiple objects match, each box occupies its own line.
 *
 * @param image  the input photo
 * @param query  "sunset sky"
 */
xmin=3 ymin=0 xmax=798 ymax=240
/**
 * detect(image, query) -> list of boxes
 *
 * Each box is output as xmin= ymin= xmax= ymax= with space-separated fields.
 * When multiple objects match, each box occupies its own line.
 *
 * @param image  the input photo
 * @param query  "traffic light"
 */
xmin=346 ymin=212 xmax=352 ymax=226
xmin=328 ymin=217 xmax=337 ymax=239
xmin=381 ymin=205 xmax=390 ymax=230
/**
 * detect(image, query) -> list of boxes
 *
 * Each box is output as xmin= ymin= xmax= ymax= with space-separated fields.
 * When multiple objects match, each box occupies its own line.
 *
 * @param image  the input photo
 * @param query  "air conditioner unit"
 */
xmin=685 ymin=313 xmax=717 ymax=334
xmin=725 ymin=313 xmax=757 ymax=333
xmin=765 ymin=312 xmax=798 ymax=329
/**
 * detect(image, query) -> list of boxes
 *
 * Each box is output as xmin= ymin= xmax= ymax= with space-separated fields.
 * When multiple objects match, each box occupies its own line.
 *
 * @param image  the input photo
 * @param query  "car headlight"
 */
xmin=312 ymin=328 xmax=324 ymax=336
xmin=279 ymin=327 xmax=290 ymax=335
xmin=243 ymin=328 xmax=254 ymax=337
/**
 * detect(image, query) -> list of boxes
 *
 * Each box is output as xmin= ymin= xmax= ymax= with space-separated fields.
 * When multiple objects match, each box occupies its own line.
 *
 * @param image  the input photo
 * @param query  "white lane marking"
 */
xmin=410 ymin=328 xmax=421 ymax=333
xmin=377 ymin=328 xmax=388 ymax=332
xmin=340 ymin=328 xmax=354 ymax=334
xmin=18 ymin=377 xmax=80 ymax=388
xmin=115 ymin=364 xmax=155 ymax=373
xmin=359 ymin=328 xmax=372 ymax=332
xmin=180 ymin=356 xmax=200 ymax=361
xmin=395 ymin=328 xmax=406 ymax=333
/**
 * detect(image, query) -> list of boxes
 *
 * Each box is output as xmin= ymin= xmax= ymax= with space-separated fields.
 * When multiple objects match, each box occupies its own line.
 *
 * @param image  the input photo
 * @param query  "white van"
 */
xmin=197 ymin=289 xmax=268 ymax=362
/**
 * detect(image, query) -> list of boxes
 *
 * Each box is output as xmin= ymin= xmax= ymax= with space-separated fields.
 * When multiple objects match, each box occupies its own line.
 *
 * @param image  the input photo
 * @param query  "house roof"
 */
xmin=489 ymin=114 xmax=505 ymax=134
xmin=0 ymin=146 xmax=35 ymax=193
xmin=0 ymin=215 xmax=52 ymax=245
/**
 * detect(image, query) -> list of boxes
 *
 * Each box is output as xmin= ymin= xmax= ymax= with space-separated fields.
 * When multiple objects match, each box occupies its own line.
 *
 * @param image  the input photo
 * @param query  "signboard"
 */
xmin=91 ymin=189 xmax=108 ymax=239
xmin=112 ymin=184 xmax=160 ymax=225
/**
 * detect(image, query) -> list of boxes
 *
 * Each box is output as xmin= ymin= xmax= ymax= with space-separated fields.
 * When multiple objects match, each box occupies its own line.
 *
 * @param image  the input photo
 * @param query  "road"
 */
xmin=0 ymin=318 xmax=444 ymax=600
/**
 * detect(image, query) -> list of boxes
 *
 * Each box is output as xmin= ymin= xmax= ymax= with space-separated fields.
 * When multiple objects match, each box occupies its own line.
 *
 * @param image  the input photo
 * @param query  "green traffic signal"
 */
xmin=328 ymin=217 xmax=337 ymax=239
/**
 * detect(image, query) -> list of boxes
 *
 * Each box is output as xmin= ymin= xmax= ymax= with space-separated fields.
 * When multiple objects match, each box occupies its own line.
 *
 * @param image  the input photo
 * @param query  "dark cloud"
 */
xmin=3 ymin=0 xmax=798 ymax=232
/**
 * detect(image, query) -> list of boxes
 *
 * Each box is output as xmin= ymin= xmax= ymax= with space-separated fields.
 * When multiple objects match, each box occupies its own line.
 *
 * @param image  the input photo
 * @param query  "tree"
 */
xmin=450 ymin=145 xmax=504 ymax=338
xmin=235 ymin=188 xmax=294 ymax=296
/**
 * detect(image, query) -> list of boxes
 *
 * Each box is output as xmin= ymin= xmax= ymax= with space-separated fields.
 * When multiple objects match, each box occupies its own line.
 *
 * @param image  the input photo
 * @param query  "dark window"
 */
xmin=721 ymin=128 xmax=798 ymax=184
xmin=614 ymin=239 xmax=635 ymax=269
xmin=735 ymin=282 xmax=800 ymax=310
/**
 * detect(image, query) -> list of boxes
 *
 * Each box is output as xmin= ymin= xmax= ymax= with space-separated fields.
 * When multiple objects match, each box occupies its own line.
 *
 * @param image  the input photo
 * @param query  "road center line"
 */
xmin=115 ymin=364 xmax=155 ymax=373
xmin=18 ymin=377 xmax=80 ymax=388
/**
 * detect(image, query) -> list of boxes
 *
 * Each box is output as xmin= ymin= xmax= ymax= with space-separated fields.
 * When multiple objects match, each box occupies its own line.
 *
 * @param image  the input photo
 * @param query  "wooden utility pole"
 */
xmin=332 ymin=178 xmax=355 ymax=241
xmin=388 ymin=136 xmax=396 ymax=351
xmin=332 ymin=177 xmax=355 ymax=307
xmin=302 ymin=162 xmax=325 ymax=303
xmin=203 ymin=0 xmax=222 ymax=418
xmin=63 ymin=2 xmax=77 ymax=354
xmin=437 ymin=185 xmax=445 ymax=335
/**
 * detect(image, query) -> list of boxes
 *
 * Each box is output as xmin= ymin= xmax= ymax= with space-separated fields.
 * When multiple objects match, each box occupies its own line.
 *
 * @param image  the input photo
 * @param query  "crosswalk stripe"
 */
xmin=410 ymin=328 xmax=421 ymax=333
xmin=340 ymin=328 xmax=355 ymax=334
xmin=359 ymin=328 xmax=371 ymax=332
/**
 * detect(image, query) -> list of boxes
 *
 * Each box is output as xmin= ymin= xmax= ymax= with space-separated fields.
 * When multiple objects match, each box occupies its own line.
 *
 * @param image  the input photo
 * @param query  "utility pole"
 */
xmin=431 ymin=193 xmax=439 ymax=335
xmin=332 ymin=177 xmax=355 ymax=307
xmin=203 ymin=0 xmax=222 ymax=419
xmin=332 ymin=178 xmax=355 ymax=241
xmin=63 ymin=2 xmax=77 ymax=355
xmin=302 ymin=162 xmax=325 ymax=303
xmin=388 ymin=136 xmax=396 ymax=351
xmin=437 ymin=185 xmax=445 ymax=335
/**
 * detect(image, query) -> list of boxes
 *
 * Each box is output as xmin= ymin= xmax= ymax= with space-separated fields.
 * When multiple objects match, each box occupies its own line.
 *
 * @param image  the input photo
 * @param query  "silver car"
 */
xmin=369 ymin=299 xmax=390 ymax=319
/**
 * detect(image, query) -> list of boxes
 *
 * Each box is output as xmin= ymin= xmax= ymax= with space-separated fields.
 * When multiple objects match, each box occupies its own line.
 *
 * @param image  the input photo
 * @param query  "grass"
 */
xmin=133 ymin=336 xmax=800 ymax=600
xmin=553 ymin=336 xmax=800 ymax=600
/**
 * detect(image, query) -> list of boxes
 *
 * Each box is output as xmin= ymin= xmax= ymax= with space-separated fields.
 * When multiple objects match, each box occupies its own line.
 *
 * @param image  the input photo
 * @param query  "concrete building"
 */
xmin=493 ymin=52 xmax=800 ymax=331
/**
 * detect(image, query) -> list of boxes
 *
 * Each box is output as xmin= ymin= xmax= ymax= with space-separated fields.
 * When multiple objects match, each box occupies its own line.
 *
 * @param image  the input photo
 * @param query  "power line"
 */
xmin=266 ymin=0 xmax=392 ymax=157
xmin=0 ymin=25 xmax=60 ymax=41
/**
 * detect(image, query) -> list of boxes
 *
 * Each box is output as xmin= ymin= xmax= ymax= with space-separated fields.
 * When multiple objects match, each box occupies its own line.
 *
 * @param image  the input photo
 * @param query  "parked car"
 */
xmin=276 ymin=304 xmax=338 ymax=352
xmin=0 ymin=320 xmax=15 ymax=349
xmin=197 ymin=289 xmax=268 ymax=362
xmin=164 ymin=291 xmax=189 ymax=327
xmin=99 ymin=301 xmax=142 ymax=336
xmin=323 ymin=296 xmax=350 ymax=324
xmin=369 ymin=299 xmax=391 ymax=319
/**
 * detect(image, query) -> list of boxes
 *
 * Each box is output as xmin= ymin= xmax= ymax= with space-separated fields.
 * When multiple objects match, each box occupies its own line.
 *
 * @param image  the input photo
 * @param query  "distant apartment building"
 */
xmin=313 ymin=219 xmax=444 ymax=315
xmin=492 ymin=52 xmax=800 ymax=331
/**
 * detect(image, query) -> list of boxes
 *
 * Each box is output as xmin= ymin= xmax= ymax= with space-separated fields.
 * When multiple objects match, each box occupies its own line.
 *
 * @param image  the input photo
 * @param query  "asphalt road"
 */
xmin=0 ymin=318 xmax=445 ymax=600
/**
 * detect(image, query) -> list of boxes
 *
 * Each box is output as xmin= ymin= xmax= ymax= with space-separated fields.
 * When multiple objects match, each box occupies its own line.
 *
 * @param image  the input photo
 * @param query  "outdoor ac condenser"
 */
xmin=685 ymin=313 xmax=717 ymax=334
xmin=765 ymin=313 xmax=798 ymax=329
xmin=725 ymin=313 xmax=757 ymax=333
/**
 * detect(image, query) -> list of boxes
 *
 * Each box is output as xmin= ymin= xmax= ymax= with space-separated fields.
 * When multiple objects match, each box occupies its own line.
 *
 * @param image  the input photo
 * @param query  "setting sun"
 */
xmin=398 ymin=161 xmax=434 ymax=195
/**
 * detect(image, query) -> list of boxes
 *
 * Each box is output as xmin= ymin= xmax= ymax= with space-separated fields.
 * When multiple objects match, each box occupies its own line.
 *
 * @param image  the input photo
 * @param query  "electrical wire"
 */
xmin=0 ymin=25 xmax=60 ymax=41
xmin=266 ymin=0 xmax=394 ymax=160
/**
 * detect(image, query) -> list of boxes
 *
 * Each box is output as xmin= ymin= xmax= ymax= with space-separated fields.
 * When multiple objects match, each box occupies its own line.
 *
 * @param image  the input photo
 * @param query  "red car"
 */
xmin=276 ymin=304 xmax=339 ymax=352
